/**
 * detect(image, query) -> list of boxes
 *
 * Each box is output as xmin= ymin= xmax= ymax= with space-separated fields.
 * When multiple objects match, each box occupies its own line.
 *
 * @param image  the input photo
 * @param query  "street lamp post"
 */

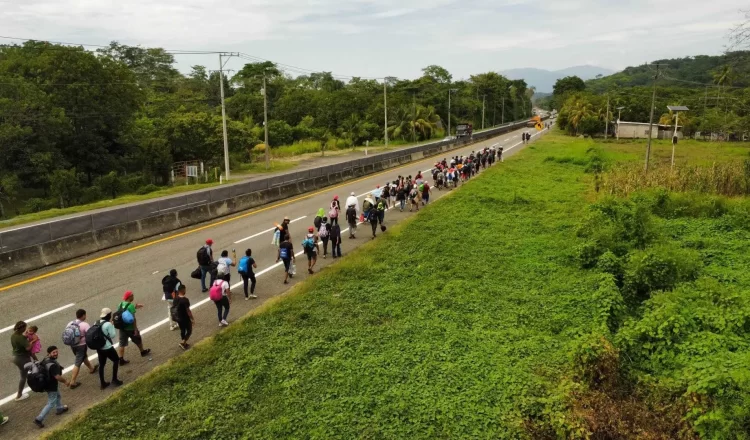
xmin=667 ymin=105 xmax=689 ymax=169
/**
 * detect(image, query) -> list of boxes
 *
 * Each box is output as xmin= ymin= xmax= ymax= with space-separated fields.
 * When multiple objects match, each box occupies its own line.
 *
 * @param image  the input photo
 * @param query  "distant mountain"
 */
xmin=501 ymin=65 xmax=615 ymax=93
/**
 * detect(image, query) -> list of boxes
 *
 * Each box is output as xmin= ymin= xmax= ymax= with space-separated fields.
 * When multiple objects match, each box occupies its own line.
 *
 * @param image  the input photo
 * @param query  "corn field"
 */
xmin=602 ymin=160 xmax=750 ymax=197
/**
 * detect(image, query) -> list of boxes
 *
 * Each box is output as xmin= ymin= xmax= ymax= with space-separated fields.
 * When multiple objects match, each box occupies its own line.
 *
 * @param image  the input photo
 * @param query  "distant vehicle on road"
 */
xmin=455 ymin=123 xmax=473 ymax=139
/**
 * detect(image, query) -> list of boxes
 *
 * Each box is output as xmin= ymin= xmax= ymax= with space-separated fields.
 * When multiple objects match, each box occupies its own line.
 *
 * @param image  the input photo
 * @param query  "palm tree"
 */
xmin=388 ymin=105 xmax=443 ymax=142
xmin=567 ymin=97 xmax=593 ymax=135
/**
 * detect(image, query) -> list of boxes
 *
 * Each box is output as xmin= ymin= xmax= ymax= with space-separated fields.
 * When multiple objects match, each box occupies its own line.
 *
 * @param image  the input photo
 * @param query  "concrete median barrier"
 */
xmin=0 ymin=120 xmax=530 ymax=280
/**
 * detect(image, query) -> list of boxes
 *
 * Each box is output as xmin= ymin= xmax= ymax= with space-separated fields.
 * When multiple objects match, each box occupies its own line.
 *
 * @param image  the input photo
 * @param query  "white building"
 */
xmin=616 ymin=121 xmax=683 ymax=140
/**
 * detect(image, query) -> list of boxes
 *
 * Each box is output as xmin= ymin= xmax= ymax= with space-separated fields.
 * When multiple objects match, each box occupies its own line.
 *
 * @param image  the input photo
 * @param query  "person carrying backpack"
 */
xmin=88 ymin=308 xmax=122 ymax=390
xmin=329 ymin=196 xmax=341 ymax=226
xmin=216 ymin=250 xmax=234 ymax=283
xmin=63 ymin=309 xmax=98 ymax=390
xmin=314 ymin=208 xmax=324 ymax=230
xmin=161 ymin=269 xmax=182 ymax=331
xmin=346 ymin=205 xmax=357 ymax=238
xmin=197 ymin=239 xmax=214 ymax=293
xmin=115 ymin=291 xmax=150 ymax=365
xmin=331 ymin=223 xmax=342 ymax=258
xmin=238 ymin=249 xmax=258 ymax=300
xmin=318 ymin=218 xmax=330 ymax=258
xmin=31 ymin=346 xmax=69 ymax=428
xmin=302 ymin=227 xmax=319 ymax=274
xmin=276 ymin=234 xmax=295 ymax=284
xmin=174 ymin=285 xmax=194 ymax=350
xmin=210 ymin=279 xmax=231 ymax=327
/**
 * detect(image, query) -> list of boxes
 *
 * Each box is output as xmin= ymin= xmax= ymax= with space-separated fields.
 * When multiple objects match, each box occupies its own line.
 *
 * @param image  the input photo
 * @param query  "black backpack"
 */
xmin=85 ymin=320 xmax=112 ymax=350
xmin=27 ymin=359 xmax=53 ymax=393
xmin=112 ymin=304 xmax=126 ymax=330
xmin=170 ymin=299 xmax=181 ymax=322
xmin=197 ymin=246 xmax=211 ymax=266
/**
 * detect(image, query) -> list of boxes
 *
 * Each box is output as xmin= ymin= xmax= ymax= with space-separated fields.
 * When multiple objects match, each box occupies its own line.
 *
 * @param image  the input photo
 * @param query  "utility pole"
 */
xmin=482 ymin=95 xmax=486 ymax=130
xmin=645 ymin=64 xmax=660 ymax=172
xmin=616 ymin=106 xmax=624 ymax=140
xmin=263 ymin=74 xmax=269 ymax=170
xmin=384 ymin=80 xmax=388 ymax=147
xmin=413 ymin=94 xmax=416 ymax=143
xmin=501 ymin=96 xmax=505 ymax=124
xmin=604 ymin=95 xmax=610 ymax=140
xmin=218 ymin=53 xmax=231 ymax=180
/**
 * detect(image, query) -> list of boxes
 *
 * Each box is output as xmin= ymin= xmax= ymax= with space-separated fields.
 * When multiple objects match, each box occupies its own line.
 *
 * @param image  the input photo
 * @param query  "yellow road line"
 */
xmin=0 ymin=133 xmax=509 ymax=292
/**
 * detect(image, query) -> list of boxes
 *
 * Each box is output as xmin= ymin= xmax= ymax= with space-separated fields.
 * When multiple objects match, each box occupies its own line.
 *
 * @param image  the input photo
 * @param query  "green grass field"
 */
xmin=48 ymin=132 xmax=750 ymax=439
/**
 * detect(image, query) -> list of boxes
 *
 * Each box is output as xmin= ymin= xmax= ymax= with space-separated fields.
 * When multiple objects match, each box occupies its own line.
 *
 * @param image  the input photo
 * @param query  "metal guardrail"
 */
xmin=0 ymin=120 xmax=527 ymax=253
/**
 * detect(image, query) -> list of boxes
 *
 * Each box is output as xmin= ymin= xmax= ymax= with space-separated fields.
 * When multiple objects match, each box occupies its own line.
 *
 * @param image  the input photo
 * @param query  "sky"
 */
xmin=1 ymin=0 xmax=747 ymax=81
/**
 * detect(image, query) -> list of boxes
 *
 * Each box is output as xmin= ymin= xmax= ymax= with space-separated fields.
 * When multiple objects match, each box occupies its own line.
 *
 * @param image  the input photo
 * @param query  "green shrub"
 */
xmin=136 ymin=184 xmax=160 ymax=195
xmin=95 ymin=171 xmax=122 ymax=199
xmin=80 ymin=187 xmax=104 ymax=204
xmin=648 ymin=190 xmax=728 ymax=219
xmin=23 ymin=198 xmax=55 ymax=213
xmin=570 ymin=331 xmax=619 ymax=391
xmin=622 ymin=245 xmax=701 ymax=304
xmin=596 ymin=251 xmax=624 ymax=286
xmin=122 ymin=174 xmax=147 ymax=193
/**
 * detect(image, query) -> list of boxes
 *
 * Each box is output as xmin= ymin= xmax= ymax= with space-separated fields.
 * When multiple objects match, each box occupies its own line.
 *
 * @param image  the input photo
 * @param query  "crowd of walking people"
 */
xmin=3 ymin=145 xmax=506 ymax=430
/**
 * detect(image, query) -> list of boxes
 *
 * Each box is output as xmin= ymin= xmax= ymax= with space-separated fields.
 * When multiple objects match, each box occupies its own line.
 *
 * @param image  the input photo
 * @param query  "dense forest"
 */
xmin=537 ymin=51 xmax=750 ymax=139
xmin=0 ymin=41 xmax=532 ymax=218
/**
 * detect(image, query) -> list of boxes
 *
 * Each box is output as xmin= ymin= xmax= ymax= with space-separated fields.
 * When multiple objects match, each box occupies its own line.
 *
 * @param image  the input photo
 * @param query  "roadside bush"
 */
xmin=596 ymin=251 xmax=624 ymax=287
xmin=80 ymin=187 xmax=104 ymax=204
xmin=136 ymin=184 xmax=160 ymax=195
xmin=122 ymin=174 xmax=147 ymax=193
xmin=622 ymin=245 xmax=701 ymax=304
xmin=268 ymin=120 xmax=294 ymax=146
xmin=570 ymin=331 xmax=620 ymax=392
xmin=95 ymin=171 xmax=122 ymax=199
xmin=646 ymin=189 xmax=728 ymax=219
xmin=49 ymin=169 xmax=82 ymax=208
xmin=23 ymin=197 xmax=55 ymax=214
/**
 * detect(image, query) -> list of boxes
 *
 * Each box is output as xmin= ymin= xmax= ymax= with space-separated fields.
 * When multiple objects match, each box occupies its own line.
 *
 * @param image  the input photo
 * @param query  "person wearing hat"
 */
xmin=329 ymin=196 xmax=341 ymax=226
xmin=275 ymin=217 xmax=291 ymax=244
xmin=32 ymin=346 xmax=69 ymax=429
xmin=198 ymin=239 xmax=215 ymax=293
xmin=162 ymin=269 xmax=182 ymax=331
xmin=116 ymin=291 xmax=150 ymax=365
xmin=95 ymin=308 xmax=122 ymax=390
xmin=302 ymin=226 xmax=319 ymax=274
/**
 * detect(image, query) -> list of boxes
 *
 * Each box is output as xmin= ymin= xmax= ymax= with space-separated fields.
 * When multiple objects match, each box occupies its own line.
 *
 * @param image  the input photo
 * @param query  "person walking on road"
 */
xmin=277 ymin=234 xmax=295 ymax=284
xmin=116 ymin=291 xmax=151 ymax=365
xmin=346 ymin=204 xmax=357 ymax=238
xmin=161 ymin=269 xmax=182 ymax=331
xmin=318 ymin=217 xmax=330 ymax=258
xmin=210 ymin=278 xmax=231 ymax=327
xmin=303 ymin=227 xmax=319 ymax=274
xmin=331 ymin=223 xmax=342 ymax=258
xmin=314 ymin=208 xmax=325 ymax=230
xmin=197 ymin=239 xmax=214 ymax=293
xmin=421 ymin=181 xmax=432 ymax=205
xmin=174 ymin=285 xmax=194 ymax=350
xmin=216 ymin=250 xmax=234 ymax=283
xmin=329 ymin=196 xmax=341 ymax=225
xmin=64 ymin=309 xmax=98 ymax=389
xmin=238 ymin=249 xmax=258 ymax=300
xmin=32 ymin=346 xmax=69 ymax=429
xmin=274 ymin=217 xmax=292 ymax=246
xmin=396 ymin=184 xmax=407 ymax=211
xmin=93 ymin=308 xmax=122 ymax=390
xmin=11 ymin=321 xmax=32 ymax=402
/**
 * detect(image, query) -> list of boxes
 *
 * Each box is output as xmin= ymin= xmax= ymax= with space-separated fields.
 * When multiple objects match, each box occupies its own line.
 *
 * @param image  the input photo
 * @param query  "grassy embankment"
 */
xmin=49 ymin=133 xmax=750 ymax=438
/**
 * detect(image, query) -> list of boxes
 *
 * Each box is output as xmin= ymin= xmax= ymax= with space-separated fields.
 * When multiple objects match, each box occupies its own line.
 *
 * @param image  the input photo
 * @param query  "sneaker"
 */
xmin=140 ymin=349 xmax=151 ymax=357
xmin=170 ymin=326 xmax=177 ymax=331
xmin=249 ymin=294 xmax=258 ymax=299
xmin=112 ymin=379 xmax=124 ymax=387
xmin=284 ymin=280 xmax=289 ymax=284
xmin=119 ymin=358 xmax=130 ymax=365
xmin=179 ymin=343 xmax=187 ymax=350
xmin=219 ymin=322 xmax=223 ymax=327
xmin=245 ymin=297 xmax=249 ymax=301
xmin=69 ymin=382 xmax=81 ymax=389
xmin=308 ymin=268 xmax=313 ymax=274
xmin=55 ymin=406 xmax=69 ymax=415
xmin=14 ymin=394 xmax=29 ymax=402
xmin=202 ymin=288 xmax=208 ymax=293
xmin=221 ymin=320 xmax=229 ymax=326
xmin=34 ymin=419 xmax=44 ymax=429
xmin=1 ymin=416 xmax=8 ymax=426
xmin=100 ymin=382 xmax=111 ymax=390
xmin=323 ymin=255 xmax=327 ymax=259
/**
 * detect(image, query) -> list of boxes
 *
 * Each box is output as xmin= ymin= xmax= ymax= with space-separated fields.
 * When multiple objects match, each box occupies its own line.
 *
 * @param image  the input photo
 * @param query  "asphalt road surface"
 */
xmin=0 ymin=123 xmax=552 ymax=439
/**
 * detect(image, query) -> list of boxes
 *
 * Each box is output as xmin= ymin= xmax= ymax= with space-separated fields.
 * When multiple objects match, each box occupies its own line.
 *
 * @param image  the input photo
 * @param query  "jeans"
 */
xmin=332 ymin=241 xmax=341 ymax=257
xmin=240 ymin=272 xmax=256 ymax=297
xmin=200 ymin=265 xmax=215 ymax=291
xmin=96 ymin=347 xmax=119 ymax=386
xmin=166 ymin=299 xmax=175 ymax=329
xmin=399 ymin=199 xmax=405 ymax=210
xmin=331 ymin=215 xmax=338 ymax=226
xmin=13 ymin=355 xmax=30 ymax=397
xmin=321 ymin=237 xmax=329 ymax=256
xmin=214 ymin=296 xmax=230 ymax=322
xmin=36 ymin=391 xmax=63 ymax=422
xmin=178 ymin=320 xmax=192 ymax=342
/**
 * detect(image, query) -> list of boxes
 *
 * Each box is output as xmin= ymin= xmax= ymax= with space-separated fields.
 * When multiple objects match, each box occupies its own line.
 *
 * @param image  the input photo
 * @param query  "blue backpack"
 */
xmin=238 ymin=256 xmax=250 ymax=274
xmin=302 ymin=237 xmax=315 ymax=250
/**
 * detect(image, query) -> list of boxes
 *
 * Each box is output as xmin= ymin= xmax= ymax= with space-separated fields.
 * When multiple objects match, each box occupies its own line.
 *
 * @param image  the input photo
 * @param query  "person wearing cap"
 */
xmin=329 ymin=196 xmax=341 ymax=226
xmin=198 ymin=239 xmax=215 ymax=293
xmin=275 ymin=217 xmax=291 ymax=244
xmin=32 ymin=346 xmax=69 ymax=429
xmin=162 ymin=269 xmax=182 ymax=331
xmin=303 ymin=226 xmax=319 ymax=274
xmin=116 ymin=291 xmax=150 ymax=365
xmin=95 ymin=308 xmax=122 ymax=390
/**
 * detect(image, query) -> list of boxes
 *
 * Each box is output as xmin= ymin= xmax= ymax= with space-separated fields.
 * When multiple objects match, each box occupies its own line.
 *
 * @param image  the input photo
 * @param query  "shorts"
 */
xmin=305 ymin=249 xmax=317 ymax=261
xmin=71 ymin=344 xmax=88 ymax=367
xmin=281 ymin=258 xmax=291 ymax=272
xmin=119 ymin=329 xmax=142 ymax=347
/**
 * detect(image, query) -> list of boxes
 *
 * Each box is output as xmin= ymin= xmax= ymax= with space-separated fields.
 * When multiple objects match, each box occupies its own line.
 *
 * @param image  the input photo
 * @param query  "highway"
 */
xmin=0 ymin=123 xmax=551 ymax=438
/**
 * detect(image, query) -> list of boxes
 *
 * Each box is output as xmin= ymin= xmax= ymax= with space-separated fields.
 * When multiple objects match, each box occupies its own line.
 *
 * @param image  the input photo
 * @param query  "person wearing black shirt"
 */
xmin=175 ymin=285 xmax=194 ymax=350
xmin=276 ymin=235 xmax=296 ymax=284
xmin=33 ymin=346 xmax=69 ymax=428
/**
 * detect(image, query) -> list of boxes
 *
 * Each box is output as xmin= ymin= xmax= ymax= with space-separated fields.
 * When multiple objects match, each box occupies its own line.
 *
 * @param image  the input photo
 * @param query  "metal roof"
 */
xmin=667 ymin=105 xmax=689 ymax=112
